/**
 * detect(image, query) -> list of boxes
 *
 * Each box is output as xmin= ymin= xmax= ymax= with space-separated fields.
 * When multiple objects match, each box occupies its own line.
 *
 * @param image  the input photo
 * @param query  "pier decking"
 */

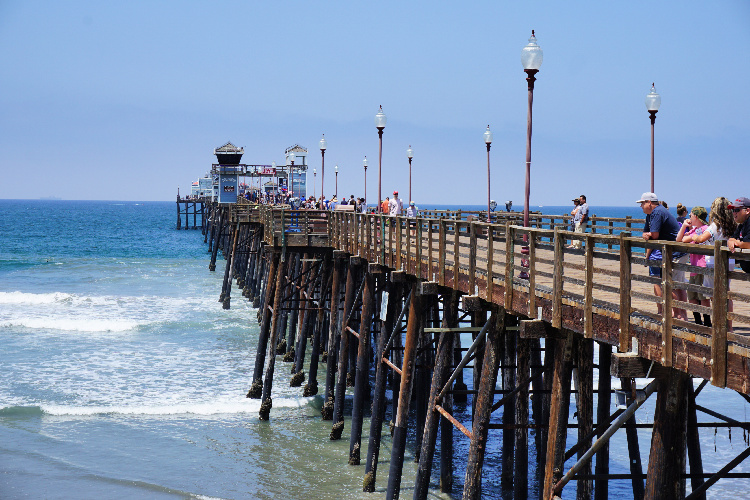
xmin=194 ymin=200 xmax=750 ymax=499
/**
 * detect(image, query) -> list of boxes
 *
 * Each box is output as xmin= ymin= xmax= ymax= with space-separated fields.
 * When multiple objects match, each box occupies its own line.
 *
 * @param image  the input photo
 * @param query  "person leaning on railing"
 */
xmin=728 ymin=197 xmax=750 ymax=273
xmin=638 ymin=192 xmax=688 ymax=321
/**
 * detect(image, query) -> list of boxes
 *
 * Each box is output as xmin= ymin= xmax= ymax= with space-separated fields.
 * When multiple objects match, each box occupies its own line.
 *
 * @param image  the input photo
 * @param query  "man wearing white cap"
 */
xmin=728 ymin=196 xmax=750 ymax=273
xmin=638 ymin=192 xmax=688 ymax=320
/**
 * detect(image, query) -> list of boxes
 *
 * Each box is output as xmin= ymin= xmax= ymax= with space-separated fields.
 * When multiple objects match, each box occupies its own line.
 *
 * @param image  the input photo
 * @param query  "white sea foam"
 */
xmin=1 ymin=317 xmax=141 ymax=332
xmin=0 ymin=291 xmax=73 ymax=305
xmin=40 ymin=397 xmax=309 ymax=416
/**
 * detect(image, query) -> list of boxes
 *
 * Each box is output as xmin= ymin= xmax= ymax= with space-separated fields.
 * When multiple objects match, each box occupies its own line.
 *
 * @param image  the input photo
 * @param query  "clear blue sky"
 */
xmin=1 ymin=1 xmax=748 ymax=206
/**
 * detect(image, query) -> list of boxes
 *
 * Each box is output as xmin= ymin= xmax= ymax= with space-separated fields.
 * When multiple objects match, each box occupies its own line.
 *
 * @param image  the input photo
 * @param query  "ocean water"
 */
xmin=0 ymin=200 xmax=747 ymax=499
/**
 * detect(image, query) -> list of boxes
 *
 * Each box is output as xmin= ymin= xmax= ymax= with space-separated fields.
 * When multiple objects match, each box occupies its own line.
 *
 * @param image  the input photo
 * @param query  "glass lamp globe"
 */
xmin=313 ymin=169 xmax=317 ymax=175
xmin=289 ymin=152 xmax=296 ymax=164
xmin=319 ymin=134 xmax=327 ymax=151
xmin=363 ymin=157 xmax=368 ymax=168
xmin=645 ymin=83 xmax=661 ymax=112
xmin=484 ymin=125 xmax=493 ymax=144
xmin=374 ymin=106 xmax=387 ymax=129
xmin=407 ymin=145 xmax=414 ymax=159
xmin=521 ymin=30 xmax=543 ymax=70
xmin=334 ymin=165 xmax=338 ymax=173
xmin=271 ymin=161 xmax=276 ymax=168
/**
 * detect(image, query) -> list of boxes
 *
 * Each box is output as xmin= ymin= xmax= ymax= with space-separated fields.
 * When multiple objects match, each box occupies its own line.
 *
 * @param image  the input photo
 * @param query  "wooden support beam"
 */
xmin=247 ymin=249 xmax=279 ymax=399
xmin=349 ymin=270 xmax=376 ymax=465
xmin=386 ymin=282 xmax=422 ymax=500
xmin=520 ymin=318 xmax=552 ymax=338
xmin=644 ymin=368 xmax=690 ymax=499
xmin=611 ymin=352 xmax=669 ymax=379
xmin=463 ymin=310 xmax=504 ymax=500
xmin=259 ymin=251 xmax=288 ymax=420
xmin=462 ymin=294 xmax=485 ymax=311
xmin=419 ymin=280 xmax=440 ymax=296
xmin=543 ymin=330 xmax=575 ymax=498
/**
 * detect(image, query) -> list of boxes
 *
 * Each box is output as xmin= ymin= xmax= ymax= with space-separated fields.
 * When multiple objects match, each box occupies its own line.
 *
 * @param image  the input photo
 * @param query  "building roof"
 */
xmin=214 ymin=141 xmax=244 ymax=154
xmin=284 ymin=144 xmax=307 ymax=154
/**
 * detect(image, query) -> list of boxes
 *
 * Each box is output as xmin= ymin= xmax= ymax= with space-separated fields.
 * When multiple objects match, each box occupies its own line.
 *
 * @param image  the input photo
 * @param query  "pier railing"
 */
xmin=325 ymin=210 xmax=750 ymax=391
xmin=229 ymin=204 xmax=749 ymax=392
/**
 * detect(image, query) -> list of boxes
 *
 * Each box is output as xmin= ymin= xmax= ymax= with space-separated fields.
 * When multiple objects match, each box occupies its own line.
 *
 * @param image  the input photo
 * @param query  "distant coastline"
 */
xmin=38 ymin=196 xmax=62 ymax=200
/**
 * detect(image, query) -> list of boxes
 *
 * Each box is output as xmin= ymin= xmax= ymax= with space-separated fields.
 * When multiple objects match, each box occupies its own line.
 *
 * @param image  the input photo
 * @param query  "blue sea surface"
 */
xmin=0 ymin=200 xmax=746 ymax=499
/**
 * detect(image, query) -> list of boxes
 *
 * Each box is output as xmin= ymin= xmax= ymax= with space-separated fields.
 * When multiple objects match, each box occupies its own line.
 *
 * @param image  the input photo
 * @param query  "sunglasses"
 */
xmin=732 ymin=208 xmax=745 ymax=213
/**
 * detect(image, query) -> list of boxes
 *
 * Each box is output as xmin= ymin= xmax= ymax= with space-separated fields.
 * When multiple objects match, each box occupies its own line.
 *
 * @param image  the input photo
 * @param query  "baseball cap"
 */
xmin=727 ymin=197 xmax=750 ymax=209
xmin=572 ymin=198 xmax=580 ymax=202
xmin=393 ymin=191 xmax=398 ymax=195
xmin=636 ymin=192 xmax=658 ymax=203
xmin=691 ymin=206 xmax=708 ymax=224
xmin=410 ymin=201 xmax=415 ymax=206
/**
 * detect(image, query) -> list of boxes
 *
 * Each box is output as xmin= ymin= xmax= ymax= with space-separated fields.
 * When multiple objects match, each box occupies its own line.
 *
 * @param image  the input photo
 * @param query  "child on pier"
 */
xmin=682 ymin=197 xmax=737 ymax=330
xmin=677 ymin=206 xmax=710 ymax=325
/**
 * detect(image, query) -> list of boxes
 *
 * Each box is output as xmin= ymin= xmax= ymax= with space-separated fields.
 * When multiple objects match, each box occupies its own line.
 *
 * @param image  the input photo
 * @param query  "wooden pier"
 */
xmin=194 ymin=199 xmax=750 ymax=499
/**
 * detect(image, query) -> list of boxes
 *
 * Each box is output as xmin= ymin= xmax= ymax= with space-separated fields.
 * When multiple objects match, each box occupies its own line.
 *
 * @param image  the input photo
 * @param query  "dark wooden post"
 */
xmin=247 ymin=249 xmax=279 ymax=399
xmin=259 ymin=251 xmax=288 ymax=420
xmin=686 ymin=382 xmax=705 ymax=499
xmin=209 ymin=209 xmax=224 ymax=271
xmin=283 ymin=254 xmax=302 ymax=362
xmin=594 ymin=342 xmax=612 ymax=500
xmin=621 ymin=377 xmax=645 ymax=499
xmin=386 ymin=282 xmax=422 ymax=500
xmin=305 ymin=253 xmax=332 ymax=396
xmin=331 ymin=257 xmax=361 ymax=440
xmin=323 ymin=253 xmax=346 ymax=419
xmin=501 ymin=319 xmax=517 ymax=491
xmin=543 ymin=331 xmax=575 ymax=498
xmin=463 ymin=310 xmax=504 ymax=500
xmin=515 ymin=329 xmax=530 ymax=500
xmin=574 ymin=338 xmax=594 ymax=500
xmin=414 ymin=290 xmax=459 ymax=499
xmin=364 ymin=280 xmax=403 ymax=492
xmin=349 ymin=269 xmax=376 ymax=464
xmin=220 ymin=224 xmax=239 ymax=309
xmin=291 ymin=255 xmax=315 ymax=385
xmin=644 ymin=369 xmax=690 ymax=499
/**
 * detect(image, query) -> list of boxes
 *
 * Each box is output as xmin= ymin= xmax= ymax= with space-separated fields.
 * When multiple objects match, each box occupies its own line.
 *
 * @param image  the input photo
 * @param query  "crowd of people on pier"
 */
xmin=244 ymin=188 xmax=419 ymax=217
xmin=637 ymin=192 xmax=750 ymax=329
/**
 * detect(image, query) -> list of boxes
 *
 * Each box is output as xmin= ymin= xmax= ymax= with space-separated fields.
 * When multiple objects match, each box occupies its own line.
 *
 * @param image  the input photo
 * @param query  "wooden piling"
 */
xmin=348 ymin=269 xmax=375 ymax=465
xmin=331 ymin=258 xmax=362 ymax=440
xmin=463 ymin=309 xmax=503 ymax=500
xmin=594 ymin=342 xmax=612 ymax=500
xmin=573 ymin=338 xmax=594 ymax=500
xmin=247 ymin=249 xmax=278 ymax=399
xmin=515 ymin=329 xmax=530 ymax=500
xmin=644 ymin=368 xmax=690 ymax=499
xmin=543 ymin=331 xmax=575 ymax=498
xmin=386 ymin=282 xmax=422 ymax=500
xmin=323 ymin=253 xmax=346 ymax=420
xmin=305 ymin=253 xmax=333 ymax=397
xmin=259 ymin=251 xmax=288 ymax=420
xmin=414 ymin=290 xmax=459 ymax=499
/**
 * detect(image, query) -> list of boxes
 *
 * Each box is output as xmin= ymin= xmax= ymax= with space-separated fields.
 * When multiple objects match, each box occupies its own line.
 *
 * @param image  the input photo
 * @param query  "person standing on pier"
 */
xmin=389 ymin=191 xmax=403 ymax=216
xmin=638 ymin=192 xmax=688 ymax=320
xmin=728 ymin=197 xmax=750 ymax=273
xmin=381 ymin=196 xmax=390 ymax=215
xmin=571 ymin=194 xmax=589 ymax=249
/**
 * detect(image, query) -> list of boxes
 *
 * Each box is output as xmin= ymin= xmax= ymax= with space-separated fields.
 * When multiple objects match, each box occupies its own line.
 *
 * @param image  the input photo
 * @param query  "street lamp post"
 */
xmin=521 ymin=30 xmax=543 ymax=279
xmin=645 ymin=83 xmax=661 ymax=193
xmin=334 ymin=165 xmax=338 ymax=198
xmin=484 ymin=126 xmax=493 ymax=222
xmin=363 ymin=157 xmax=368 ymax=206
xmin=375 ymin=106 xmax=387 ymax=212
xmin=407 ymin=145 xmax=414 ymax=203
xmin=313 ymin=169 xmax=317 ymax=199
xmin=319 ymin=134 xmax=327 ymax=201
xmin=288 ymin=154 xmax=295 ymax=200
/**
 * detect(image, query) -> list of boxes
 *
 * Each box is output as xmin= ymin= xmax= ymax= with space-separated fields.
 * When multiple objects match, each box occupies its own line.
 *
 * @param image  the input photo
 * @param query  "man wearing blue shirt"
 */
xmin=638 ymin=192 xmax=688 ymax=320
